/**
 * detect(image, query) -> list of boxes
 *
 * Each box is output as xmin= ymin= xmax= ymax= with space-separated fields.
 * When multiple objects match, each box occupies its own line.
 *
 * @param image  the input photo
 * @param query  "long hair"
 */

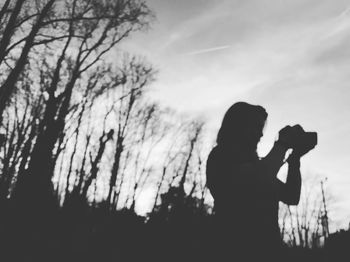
xmin=216 ymin=102 xmax=267 ymax=162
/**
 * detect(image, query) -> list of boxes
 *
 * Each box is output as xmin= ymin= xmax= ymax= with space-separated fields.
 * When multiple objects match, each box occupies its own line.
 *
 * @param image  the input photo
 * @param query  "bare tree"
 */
xmin=150 ymin=118 xmax=207 ymax=214
xmin=279 ymin=176 xmax=332 ymax=248
xmin=106 ymin=56 xmax=155 ymax=208
xmin=0 ymin=0 xmax=153 ymax=122
xmin=9 ymin=1 xmax=153 ymax=207
xmin=0 ymin=0 xmax=56 ymax=118
xmin=0 ymin=65 xmax=45 ymax=199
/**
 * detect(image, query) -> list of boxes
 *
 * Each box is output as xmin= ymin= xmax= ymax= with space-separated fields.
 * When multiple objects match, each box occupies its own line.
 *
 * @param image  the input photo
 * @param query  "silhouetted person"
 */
xmin=206 ymin=102 xmax=315 ymax=261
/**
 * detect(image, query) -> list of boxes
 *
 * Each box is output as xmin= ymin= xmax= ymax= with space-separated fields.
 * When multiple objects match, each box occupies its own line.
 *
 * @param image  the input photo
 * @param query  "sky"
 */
xmin=121 ymin=0 xmax=350 ymax=230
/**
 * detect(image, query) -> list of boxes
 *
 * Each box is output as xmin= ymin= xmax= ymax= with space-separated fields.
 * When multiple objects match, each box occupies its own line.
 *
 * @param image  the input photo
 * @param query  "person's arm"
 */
xmin=233 ymin=125 xmax=302 ymax=192
xmin=259 ymin=141 xmax=288 ymax=179
xmin=238 ymin=139 xmax=289 ymax=184
xmin=257 ymin=125 xmax=304 ymax=180
xmin=278 ymin=153 xmax=301 ymax=205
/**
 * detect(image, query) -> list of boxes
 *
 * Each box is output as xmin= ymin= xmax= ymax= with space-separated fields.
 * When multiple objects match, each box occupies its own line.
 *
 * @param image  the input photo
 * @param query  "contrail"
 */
xmin=184 ymin=45 xmax=231 ymax=56
xmin=323 ymin=5 xmax=350 ymax=39
xmin=337 ymin=5 xmax=350 ymax=20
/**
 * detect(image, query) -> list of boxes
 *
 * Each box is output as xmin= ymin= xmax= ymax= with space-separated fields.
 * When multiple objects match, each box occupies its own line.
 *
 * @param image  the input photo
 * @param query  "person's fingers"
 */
xmin=292 ymin=124 xmax=304 ymax=132
xmin=280 ymin=125 xmax=291 ymax=132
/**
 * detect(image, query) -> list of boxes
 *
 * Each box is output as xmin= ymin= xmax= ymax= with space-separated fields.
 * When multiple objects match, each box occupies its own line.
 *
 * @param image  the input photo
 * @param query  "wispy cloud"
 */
xmin=182 ymin=45 xmax=232 ymax=56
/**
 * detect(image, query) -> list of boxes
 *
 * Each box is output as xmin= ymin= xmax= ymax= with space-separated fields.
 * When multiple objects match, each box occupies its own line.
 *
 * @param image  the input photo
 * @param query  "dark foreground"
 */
xmin=0 ymin=197 xmax=348 ymax=262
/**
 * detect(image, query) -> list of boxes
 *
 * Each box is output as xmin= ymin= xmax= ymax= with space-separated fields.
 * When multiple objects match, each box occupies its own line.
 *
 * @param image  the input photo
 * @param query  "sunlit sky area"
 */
xmin=120 ymin=0 xmax=350 ymax=229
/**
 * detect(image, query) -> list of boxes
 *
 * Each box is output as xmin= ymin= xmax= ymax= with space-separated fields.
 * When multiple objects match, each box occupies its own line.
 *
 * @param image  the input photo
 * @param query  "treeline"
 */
xmin=0 ymin=1 xmax=345 ymax=262
xmin=0 ymin=1 xmax=211 ymax=260
xmin=0 ymin=0 xmax=210 ymax=210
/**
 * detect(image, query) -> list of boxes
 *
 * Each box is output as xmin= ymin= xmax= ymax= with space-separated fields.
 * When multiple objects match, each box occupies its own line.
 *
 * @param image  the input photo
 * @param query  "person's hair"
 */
xmin=217 ymin=102 xmax=268 ymax=161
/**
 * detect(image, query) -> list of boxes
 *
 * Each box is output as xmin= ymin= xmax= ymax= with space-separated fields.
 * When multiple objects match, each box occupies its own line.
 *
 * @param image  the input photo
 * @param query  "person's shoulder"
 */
xmin=206 ymin=146 xmax=219 ymax=171
xmin=208 ymin=145 xmax=218 ymax=157
xmin=207 ymin=146 xmax=221 ymax=165
xmin=206 ymin=146 xmax=224 ymax=191
xmin=206 ymin=146 xmax=230 ymax=177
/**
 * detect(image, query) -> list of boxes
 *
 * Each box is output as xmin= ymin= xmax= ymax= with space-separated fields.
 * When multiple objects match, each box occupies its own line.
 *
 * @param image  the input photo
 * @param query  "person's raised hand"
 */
xmin=277 ymin=125 xmax=304 ymax=149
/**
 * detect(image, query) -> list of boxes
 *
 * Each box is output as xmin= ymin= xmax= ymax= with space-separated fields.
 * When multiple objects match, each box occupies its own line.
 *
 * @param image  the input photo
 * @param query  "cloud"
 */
xmin=124 ymin=0 xmax=350 ymax=228
xmin=183 ymin=45 xmax=232 ymax=56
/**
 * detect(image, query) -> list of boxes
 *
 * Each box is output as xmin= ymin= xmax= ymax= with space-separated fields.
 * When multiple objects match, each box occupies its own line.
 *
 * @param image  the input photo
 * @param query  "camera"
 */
xmin=294 ymin=130 xmax=317 ymax=156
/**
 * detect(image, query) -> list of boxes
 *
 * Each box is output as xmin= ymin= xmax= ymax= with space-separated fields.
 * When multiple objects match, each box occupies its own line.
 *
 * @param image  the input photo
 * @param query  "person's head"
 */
xmin=217 ymin=102 xmax=268 ymax=160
